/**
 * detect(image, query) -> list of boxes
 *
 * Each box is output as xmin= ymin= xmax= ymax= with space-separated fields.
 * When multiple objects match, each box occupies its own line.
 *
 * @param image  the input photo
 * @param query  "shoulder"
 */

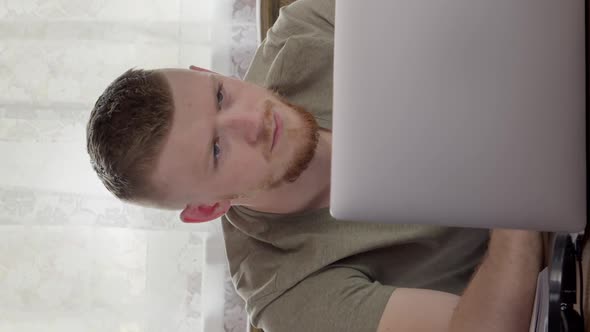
xmin=254 ymin=266 xmax=394 ymax=332
xmin=244 ymin=0 xmax=334 ymax=89
xmin=270 ymin=0 xmax=335 ymax=38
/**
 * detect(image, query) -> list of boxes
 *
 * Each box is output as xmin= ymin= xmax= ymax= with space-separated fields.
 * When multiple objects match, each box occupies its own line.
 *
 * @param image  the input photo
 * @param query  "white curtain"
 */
xmin=0 ymin=0 xmax=257 ymax=331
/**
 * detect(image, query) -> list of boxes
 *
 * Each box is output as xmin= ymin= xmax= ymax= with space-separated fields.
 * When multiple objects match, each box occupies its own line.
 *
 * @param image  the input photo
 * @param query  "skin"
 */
xmin=147 ymin=67 xmax=333 ymax=222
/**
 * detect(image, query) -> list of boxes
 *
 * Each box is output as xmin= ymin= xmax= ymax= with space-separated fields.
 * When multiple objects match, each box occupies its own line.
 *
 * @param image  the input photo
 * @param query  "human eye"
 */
xmin=216 ymin=82 xmax=224 ymax=109
xmin=213 ymin=138 xmax=221 ymax=165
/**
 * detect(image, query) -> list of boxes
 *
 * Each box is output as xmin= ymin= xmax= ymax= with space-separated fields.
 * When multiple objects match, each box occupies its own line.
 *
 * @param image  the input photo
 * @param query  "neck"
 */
xmin=234 ymin=129 xmax=332 ymax=214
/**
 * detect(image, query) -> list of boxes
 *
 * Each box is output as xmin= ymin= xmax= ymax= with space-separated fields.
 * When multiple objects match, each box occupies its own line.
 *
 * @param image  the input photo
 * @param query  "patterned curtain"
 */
xmin=0 ymin=0 xmax=257 ymax=331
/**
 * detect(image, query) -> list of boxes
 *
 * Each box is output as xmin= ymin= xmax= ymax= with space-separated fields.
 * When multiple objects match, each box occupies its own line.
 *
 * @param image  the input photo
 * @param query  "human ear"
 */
xmin=180 ymin=200 xmax=231 ymax=223
xmin=188 ymin=65 xmax=216 ymax=74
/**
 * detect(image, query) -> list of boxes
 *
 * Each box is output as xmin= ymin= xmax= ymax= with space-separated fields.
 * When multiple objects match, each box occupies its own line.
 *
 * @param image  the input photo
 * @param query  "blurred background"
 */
xmin=0 ymin=0 xmax=258 ymax=331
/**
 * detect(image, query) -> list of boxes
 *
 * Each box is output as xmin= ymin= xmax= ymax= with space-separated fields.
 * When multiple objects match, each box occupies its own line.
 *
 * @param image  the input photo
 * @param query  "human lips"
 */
xmin=271 ymin=111 xmax=282 ymax=151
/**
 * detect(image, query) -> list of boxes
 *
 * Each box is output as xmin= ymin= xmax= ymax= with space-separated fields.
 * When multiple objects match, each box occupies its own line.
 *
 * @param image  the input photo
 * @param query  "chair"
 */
xmin=257 ymin=0 xmax=297 ymax=42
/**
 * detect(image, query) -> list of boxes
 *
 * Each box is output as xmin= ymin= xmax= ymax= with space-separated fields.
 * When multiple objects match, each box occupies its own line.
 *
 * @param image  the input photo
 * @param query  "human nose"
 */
xmin=221 ymin=109 xmax=266 ymax=146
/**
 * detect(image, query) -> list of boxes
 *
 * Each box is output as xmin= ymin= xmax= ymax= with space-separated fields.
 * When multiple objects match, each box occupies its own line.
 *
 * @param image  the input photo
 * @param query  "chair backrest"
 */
xmin=258 ymin=0 xmax=297 ymax=42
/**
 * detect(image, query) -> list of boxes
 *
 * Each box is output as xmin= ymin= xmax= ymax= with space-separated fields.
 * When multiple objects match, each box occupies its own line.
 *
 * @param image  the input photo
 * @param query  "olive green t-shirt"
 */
xmin=221 ymin=1 xmax=489 ymax=331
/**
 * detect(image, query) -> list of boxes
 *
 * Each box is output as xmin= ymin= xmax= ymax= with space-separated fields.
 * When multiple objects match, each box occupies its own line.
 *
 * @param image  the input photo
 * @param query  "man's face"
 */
xmin=150 ymin=68 xmax=319 ymax=210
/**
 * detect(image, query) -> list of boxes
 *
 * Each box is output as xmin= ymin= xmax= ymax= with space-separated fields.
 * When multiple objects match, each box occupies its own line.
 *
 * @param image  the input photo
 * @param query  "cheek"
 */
xmin=224 ymin=154 xmax=269 ymax=184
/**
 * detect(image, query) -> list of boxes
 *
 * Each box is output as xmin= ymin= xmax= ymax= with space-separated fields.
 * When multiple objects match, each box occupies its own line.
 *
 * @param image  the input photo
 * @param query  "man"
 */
xmin=86 ymin=0 xmax=543 ymax=331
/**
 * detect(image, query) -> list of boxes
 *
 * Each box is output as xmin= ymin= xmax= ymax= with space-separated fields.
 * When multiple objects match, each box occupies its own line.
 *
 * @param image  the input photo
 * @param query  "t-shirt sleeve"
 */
xmin=268 ymin=0 xmax=334 ymax=36
xmin=245 ymin=0 xmax=334 ymax=85
xmin=253 ymin=266 xmax=395 ymax=332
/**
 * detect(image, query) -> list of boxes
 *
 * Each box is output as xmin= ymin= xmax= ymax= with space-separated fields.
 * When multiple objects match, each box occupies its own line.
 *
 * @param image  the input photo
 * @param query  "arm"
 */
xmin=377 ymin=229 xmax=543 ymax=332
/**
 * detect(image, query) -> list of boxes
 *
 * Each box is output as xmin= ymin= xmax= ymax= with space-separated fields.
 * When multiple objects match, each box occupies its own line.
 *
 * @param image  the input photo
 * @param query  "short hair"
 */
xmin=86 ymin=68 xmax=174 ymax=203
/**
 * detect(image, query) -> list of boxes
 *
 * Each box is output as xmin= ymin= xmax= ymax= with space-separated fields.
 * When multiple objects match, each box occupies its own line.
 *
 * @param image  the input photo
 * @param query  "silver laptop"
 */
xmin=330 ymin=0 xmax=586 ymax=231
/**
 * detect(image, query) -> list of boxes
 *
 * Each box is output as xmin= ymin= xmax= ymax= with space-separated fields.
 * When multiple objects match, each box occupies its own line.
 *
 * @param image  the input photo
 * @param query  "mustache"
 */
xmin=263 ymin=99 xmax=274 ymax=144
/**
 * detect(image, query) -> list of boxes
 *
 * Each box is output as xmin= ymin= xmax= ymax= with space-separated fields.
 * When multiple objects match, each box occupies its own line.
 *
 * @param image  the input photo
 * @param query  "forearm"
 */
xmin=449 ymin=230 xmax=543 ymax=332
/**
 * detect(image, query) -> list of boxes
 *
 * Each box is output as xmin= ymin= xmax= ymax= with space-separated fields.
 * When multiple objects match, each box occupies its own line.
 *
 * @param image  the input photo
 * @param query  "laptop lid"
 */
xmin=330 ymin=0 xmax=586 ymax=231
